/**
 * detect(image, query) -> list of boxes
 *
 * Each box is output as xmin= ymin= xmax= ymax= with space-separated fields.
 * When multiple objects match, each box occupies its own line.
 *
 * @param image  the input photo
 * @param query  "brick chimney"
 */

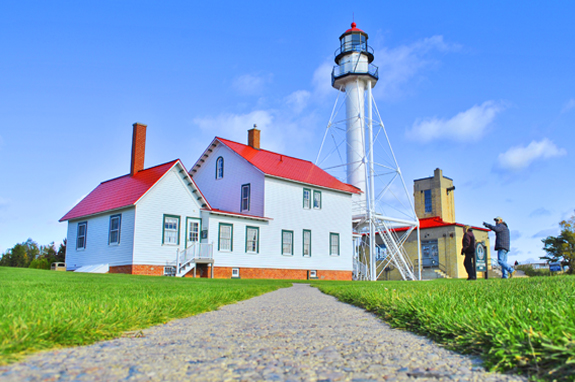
xmin=131 ymin=122 xmax=147 ymax=176
xmin=248 ymin=124 xmax=260 ymax=150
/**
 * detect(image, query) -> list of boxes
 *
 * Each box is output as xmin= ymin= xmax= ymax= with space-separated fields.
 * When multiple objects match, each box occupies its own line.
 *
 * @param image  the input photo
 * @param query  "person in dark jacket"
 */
xmin=461 ymin=225 xmax=476 ymax=280
xmin=483 ymin=216 xmax=515 ymax=278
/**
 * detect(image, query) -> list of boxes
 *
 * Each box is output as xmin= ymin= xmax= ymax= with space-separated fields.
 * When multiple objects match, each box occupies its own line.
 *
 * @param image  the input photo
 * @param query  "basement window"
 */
xmin=232 ymin=268 xmax=240 ymax=278
xmin=308 ymin=270 xmax=318 ymax=279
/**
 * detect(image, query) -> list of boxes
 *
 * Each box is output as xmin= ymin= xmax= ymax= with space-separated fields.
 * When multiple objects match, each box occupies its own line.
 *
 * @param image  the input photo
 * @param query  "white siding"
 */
xmin=192 ymin=143 xmax=265 ymax=216
xmin=133 ymin=165 xmax=203 ymax=265
xmin=210 ymin=177 xmax=353 ymax=271
xmin=65 ymin=207 xmax=135 ymax=270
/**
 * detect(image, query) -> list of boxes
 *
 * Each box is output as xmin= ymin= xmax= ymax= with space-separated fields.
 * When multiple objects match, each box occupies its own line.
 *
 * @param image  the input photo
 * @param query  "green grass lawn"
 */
xmin=311 ymin=276 xmax=575 ymax=381
xmin=0 ymin=267 xmax=291 ymax=365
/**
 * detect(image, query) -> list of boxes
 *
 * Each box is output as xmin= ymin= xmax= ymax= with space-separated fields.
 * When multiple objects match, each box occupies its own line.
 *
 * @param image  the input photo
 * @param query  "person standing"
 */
xmin=461 ymin=225 xmax=476 ymax=280
xmin=483 ymin=217 xmax=515 ymax=278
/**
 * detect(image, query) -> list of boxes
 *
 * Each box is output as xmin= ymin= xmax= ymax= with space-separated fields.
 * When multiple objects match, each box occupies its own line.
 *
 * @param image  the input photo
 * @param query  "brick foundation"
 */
xmin=109 ymin=264 xmax=165 ymax=276
xmin=109 ymin=264 xmax=351 ymax=280
xmin=213 ymin=266 xmax=351 ymax=281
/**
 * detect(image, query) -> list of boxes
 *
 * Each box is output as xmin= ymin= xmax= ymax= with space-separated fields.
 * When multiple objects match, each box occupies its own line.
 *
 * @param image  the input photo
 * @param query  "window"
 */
xmin=308 ymin=270 xmax=317 ymax=279
xmin=76 ymin=222 xmax=87 ymax=250
xmin=246 ymin=226 xmax=259 ymax=253
xmin=303 ymin=188 xmax=311 ymax=209
xmin=282 ymin=230 xmax=294 ymax=255
xmin=303 ymin=230 xmax=311 ymax=257
xmin=163 ymin=215 xmax=180 ymax=245
xmin=109 ymin=214 xmax=121 ymax=245
xmin=232 ymin=268 xmax=240 ymax=278
xmin=330 ymin=233 xmax=340 ymax=256
xmin=186 ymin=218 xmax=201 ymax=248
xmin=241 ymin=184 xmax=250 ymax=212
xmin=424 ymin=189 xmax=432 ymax=213
xmin=313 ymin=190 xmax=322 ymax=209
xmin=219 ymin=223 xmax=233 ymax=251
xmin=216 ymin=156 xmax=224 ymax=179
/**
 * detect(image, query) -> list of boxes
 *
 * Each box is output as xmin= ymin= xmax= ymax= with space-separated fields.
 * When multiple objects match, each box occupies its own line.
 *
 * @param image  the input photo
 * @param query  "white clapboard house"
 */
xmin=60 ymin=123 xmax=360 ymax=280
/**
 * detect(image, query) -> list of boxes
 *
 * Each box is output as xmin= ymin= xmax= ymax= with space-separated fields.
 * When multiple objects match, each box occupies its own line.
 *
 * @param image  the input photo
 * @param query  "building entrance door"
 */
xmin=421 ymin=240 xmax=439 ymax=268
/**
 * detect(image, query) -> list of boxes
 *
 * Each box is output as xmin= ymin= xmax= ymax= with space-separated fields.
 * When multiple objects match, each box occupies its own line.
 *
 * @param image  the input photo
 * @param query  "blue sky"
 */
xmin=1 ymin=1 xmax=573 ymax=264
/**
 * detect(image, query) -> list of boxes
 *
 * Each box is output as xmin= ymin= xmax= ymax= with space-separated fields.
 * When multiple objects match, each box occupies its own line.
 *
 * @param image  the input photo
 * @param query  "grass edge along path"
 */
xmin=0 ymin=267 xmax=291 ymax=365
xmin=311 ymin=277 xmax=575 ymax=381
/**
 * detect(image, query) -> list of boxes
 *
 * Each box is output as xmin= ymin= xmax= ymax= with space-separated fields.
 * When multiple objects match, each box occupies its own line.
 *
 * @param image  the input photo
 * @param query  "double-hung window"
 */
xmin=163 ymin=215 xmax=180 ymax=245
xmin=219 ymin=223 xmax=233 ymax=251
xmin=330 ymin=233 xmax=340 ymax=256
xmin=246 ymin=226 xmax=259 ymax=253
xmin=109 ymin=214 xmax=121 ymax=245
xmin=282 ymin=230 xmax=294 ymax=256
xmin=76 ymin=222 xmax=87 ymax=250
xmin=303 ymin=230 xmax=311 ymax=257
xmin=303 ymin=188 xmax=311 ymax=209
xmin=216 ymin=156 xmax=224 ymax=179
xmin=241 ymin=184 xmax=250 ymax=212
xmin=313 ymin=190 xmax=322 ymax=209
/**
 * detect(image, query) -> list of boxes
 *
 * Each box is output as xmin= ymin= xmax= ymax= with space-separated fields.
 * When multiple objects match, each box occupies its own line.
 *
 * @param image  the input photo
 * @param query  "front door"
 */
xmin=186 ymin=218 xmax=201 ymax=248
xmin=421 ymin=240 xmax=439 ymax=268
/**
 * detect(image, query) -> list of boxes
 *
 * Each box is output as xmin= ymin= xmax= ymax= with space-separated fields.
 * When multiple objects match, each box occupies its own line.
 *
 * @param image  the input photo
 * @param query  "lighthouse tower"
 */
xmin=332 ymin=22 xmax=378 ymax=211
xmin=317 ymin=23 xmax=420 ymax=281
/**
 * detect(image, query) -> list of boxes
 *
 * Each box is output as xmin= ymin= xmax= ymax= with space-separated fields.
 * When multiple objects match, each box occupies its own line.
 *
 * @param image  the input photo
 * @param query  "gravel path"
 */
xmin=0 ymin=284 xmax=526 ymax=381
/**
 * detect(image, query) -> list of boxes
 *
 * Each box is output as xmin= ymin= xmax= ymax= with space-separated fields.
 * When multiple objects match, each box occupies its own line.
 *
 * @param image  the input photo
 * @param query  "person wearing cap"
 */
xmin=483 ymin=217 xmax=514 ymax=278
xmin=461 ymin=225 xmax=476 ymax=280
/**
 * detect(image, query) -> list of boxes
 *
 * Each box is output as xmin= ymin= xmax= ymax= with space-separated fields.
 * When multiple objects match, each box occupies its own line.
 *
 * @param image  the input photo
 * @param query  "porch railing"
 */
xmin=176 ymin=243 xmax=213 ymax=276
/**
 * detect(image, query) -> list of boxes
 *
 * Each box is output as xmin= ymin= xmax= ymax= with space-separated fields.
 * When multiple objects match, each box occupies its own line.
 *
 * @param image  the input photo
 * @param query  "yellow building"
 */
xmin=379 ymin=168 xmax=491 ymax=280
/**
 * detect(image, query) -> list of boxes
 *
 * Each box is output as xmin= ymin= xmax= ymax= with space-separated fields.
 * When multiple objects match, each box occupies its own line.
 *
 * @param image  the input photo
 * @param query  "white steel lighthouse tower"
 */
xmin=316 ymin=23 xmax=420 ymax=281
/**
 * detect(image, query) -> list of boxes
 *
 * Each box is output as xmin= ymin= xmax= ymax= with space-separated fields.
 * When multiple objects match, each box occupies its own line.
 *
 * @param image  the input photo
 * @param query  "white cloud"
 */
xmin=561 ymin=98 xmax=575 ymax=113
xmin=194 ymin=110 xmax=274 ymax=145
xmin=311 ymin=61 xmax=334 ymax=100
xmin=232 ymin=73 xmax=272 ymax=96
xmin=497 ymin=138 xmax=567 ymax=171
xmin=407 ymin=101 xmax=504 ymax=143
xmin=374 ymin=35 xmax=460 ymax=99
xmin=285 ymin=90 xmax=311 ymax=114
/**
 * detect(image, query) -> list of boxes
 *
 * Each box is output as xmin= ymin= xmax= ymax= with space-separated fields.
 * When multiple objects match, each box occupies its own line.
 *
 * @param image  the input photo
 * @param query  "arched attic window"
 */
xmin=216 ymin=156 xmax=224 ymax=179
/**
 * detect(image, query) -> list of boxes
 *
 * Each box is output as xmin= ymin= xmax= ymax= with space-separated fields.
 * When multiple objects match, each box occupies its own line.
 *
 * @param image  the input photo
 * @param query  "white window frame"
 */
xmin=313 ymin=190 xmax=322 ymax=209
xmin=76 ymin=222 xmax=87 ymax=250
xmin=241 ymin=184 xmax=250 ymax=212
xmin=219 ymin=223 xmax=233 ymax=252
xmin=163 ymin=215 xmax=180 ymax=245
xmin=232 ymin=268 xmax=240 ymax=278
xmin=282 ymin=230 xmax=294 ymax=256
xmin=330 ymin=232 xmax=340 ymax=256
xmin=303 ymin=188 xmax=311 ymax=209
xmin=245 ymin=226 xmax=259 ymax=254
xmin=109 ymin=214 xmax=121 ymax=245
xmin=303 ymin=229 xmax=311 ymax=257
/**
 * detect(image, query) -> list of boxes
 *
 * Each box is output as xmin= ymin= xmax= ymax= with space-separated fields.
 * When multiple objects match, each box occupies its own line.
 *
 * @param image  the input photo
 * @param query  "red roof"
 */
xmin=216 ymin=138 xmax=361 ymax=194
xmin=392 ymin=216 xmax=489 ymax=233
xmin=344 ymin=22 xmax=365 ymax=34
xmin=60 ymin=160 xmax=179 ymax=221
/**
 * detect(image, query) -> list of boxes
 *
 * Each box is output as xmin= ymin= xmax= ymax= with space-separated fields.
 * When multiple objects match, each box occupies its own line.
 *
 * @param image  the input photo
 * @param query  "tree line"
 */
xmin=541 ymin=211 xmax=575 ymax=274
xmin=0 ymin=239 xmax=66 ymax=269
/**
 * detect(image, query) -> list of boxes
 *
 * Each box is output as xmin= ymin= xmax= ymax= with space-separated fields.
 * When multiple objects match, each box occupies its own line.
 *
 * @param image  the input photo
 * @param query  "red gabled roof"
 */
xmin=216 ymin=137 xmax=361 ymax=194
xmin=60 ymin=160 xmax=179 ymax=222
